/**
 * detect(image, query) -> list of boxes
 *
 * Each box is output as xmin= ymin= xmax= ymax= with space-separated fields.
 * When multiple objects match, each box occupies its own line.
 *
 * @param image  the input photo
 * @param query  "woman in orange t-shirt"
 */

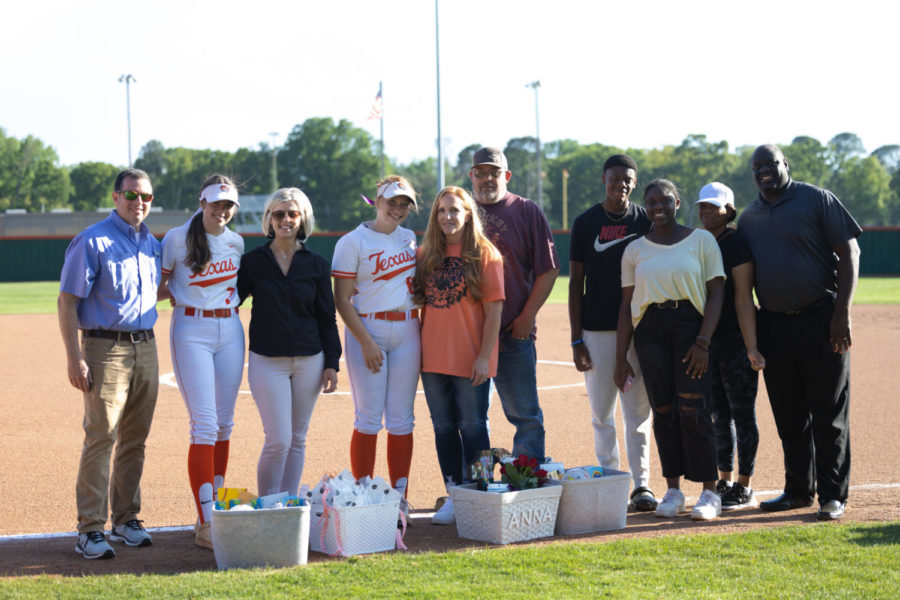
xmin=413 ymin=186 xmax=504 ymax=525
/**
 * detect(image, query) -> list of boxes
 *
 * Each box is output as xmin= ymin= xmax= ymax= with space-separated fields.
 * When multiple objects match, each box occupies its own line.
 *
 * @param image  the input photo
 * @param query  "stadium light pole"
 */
xmin=435 ymin=0 xmax=444 ymax=195
xmin=526 ymin=80 xmax=542 ymax=211
xmin=269 ymin=132 xmax=280 ymax=193
xmin=118 ymin=74 xmax=136 ymax=167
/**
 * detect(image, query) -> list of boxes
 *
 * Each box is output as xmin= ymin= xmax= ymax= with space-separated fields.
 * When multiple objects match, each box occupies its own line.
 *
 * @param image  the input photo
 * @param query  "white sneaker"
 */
xmin=691 ymin=489 xmax=723 ymax=521
xmin=655 ymin=488 xmax=686 ymax=518
xmin=431 ymin=497 xmax=455 ymax=525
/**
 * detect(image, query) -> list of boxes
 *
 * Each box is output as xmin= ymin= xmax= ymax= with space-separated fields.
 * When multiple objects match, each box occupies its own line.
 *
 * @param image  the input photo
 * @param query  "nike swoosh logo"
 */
xmin=594 ymin=234 xmax=636 ymax=252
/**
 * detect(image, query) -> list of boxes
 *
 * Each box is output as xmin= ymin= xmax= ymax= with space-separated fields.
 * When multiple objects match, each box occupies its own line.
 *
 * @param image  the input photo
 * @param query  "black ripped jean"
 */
xmin=634 ymin=303 xmax=718 ymax=483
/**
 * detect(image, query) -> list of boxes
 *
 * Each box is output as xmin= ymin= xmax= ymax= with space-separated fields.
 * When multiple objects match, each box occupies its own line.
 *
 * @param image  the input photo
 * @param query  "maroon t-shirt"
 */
xmin=477 ymin=192 xmax=559 ymax=335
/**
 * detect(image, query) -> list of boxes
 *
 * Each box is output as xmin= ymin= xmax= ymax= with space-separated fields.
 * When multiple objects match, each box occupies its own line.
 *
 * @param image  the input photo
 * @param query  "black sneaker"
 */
xmin=721 ymin=483 xmax=758 ymax=511
xmin=75 ymin=531 xmax=116 ymax=559
xmin=715 ymin=479 xmax=733 ymax=497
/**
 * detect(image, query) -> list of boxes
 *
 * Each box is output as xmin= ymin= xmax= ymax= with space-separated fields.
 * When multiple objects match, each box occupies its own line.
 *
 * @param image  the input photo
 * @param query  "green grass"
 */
xmin=1 ymin=523 xmax=898 ymax=598
xmin=0 ymin=277 xmax=896 ymax=315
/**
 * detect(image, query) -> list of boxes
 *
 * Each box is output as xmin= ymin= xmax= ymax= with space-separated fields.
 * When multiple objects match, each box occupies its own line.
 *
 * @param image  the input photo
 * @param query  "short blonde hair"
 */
xmin=261 ymin=187 xmax=315 ymax=242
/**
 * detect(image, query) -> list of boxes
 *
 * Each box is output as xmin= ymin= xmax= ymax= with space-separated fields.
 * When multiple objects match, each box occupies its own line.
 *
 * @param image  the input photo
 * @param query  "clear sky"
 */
xmin=2 ymin=0 xmax=896 ymax=169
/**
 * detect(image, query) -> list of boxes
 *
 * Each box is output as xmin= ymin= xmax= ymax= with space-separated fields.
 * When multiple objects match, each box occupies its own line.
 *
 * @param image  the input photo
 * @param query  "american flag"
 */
xmin=368 ymin=89 xmax=383 ymax=120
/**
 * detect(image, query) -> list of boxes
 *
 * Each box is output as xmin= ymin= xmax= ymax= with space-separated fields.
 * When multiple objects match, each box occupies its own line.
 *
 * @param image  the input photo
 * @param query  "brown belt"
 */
xmin=359 ymin=309 xmax=419 ymax=321
xmin=183 ymin=307 xmax=238 ymax=318
xmin=85 ymin=329 xmax=154 ymax=343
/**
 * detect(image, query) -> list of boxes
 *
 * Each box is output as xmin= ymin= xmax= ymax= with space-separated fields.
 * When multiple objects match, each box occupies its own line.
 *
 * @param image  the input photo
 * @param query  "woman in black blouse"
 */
xmin=237 ymin=187 xmax=342 ymax=497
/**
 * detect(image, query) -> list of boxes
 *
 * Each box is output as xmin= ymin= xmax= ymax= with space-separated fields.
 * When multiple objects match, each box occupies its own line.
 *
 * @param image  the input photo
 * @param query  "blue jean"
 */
xmin=421 ymin=372 xmax=491 ymax=487
xmin=493 ymin=334 xmax=545 ymax=462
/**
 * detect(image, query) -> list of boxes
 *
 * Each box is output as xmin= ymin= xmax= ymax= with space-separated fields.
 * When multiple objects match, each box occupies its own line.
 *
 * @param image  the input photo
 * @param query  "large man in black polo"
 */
xmin=739 ymin=144 xmax=861 ymax=520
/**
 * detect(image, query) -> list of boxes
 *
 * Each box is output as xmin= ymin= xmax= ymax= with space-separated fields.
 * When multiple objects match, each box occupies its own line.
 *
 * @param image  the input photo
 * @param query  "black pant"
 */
xmin=707 ymin=330 xmax=760 ymax=477
xmin=634 ymin=303 xmax=718 ymax=483
xmin=757 ymin=301 xmax=851 ymax=502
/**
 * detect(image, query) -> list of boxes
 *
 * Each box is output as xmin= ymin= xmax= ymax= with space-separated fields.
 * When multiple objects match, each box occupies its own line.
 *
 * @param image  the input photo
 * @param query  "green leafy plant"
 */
xmin=499 ymin=455 xmax=548 ymax=491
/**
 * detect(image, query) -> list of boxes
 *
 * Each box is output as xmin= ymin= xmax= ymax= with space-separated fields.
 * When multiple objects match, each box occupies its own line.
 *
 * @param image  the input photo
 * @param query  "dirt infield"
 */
xmin=1 ymin=304 xmax=898 ymax=577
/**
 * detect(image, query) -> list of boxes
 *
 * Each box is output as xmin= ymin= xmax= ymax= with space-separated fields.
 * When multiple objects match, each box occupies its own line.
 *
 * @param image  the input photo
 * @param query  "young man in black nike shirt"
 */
xmin=568 ymin=154 xmax=656 ymax=511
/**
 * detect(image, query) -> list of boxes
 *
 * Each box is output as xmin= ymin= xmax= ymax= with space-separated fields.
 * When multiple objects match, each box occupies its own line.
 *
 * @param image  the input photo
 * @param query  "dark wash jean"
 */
xmin=421 ymin=372 xmax=491 ymax=487
xmin=707 ymin=329 xmax=760 ymax=477
xmin=633 ymin=303 xmax=718 ymax=483
xmin=492 ymin=334 xmax=545 ymax=462
xmin=757 ymin=299 xmax=850 ymax=502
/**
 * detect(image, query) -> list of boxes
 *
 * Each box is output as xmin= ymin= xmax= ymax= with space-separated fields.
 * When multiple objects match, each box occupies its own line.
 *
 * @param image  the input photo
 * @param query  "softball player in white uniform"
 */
xmin=159 ymin=175 xmax=244 ymax=549
xmin=332 ymin=176 xmax=420 ymax=501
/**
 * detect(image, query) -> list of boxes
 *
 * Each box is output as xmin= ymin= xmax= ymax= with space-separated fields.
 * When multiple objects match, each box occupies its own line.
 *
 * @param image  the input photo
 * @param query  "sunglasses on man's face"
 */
xmin=272 ymin=210 xmax=301 ymax=220
xmin=119 ymin=190 xmax=154 ymax=202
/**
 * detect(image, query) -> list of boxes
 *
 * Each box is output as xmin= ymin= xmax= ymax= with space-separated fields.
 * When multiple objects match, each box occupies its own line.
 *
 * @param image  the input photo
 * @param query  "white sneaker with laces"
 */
xmin=655 ymin=488 xmax=686 ymax=518
xmin=691 ymin=489 xmax=723 ymax=521
xmin=431 ymin=497 xmax=455 ymax=525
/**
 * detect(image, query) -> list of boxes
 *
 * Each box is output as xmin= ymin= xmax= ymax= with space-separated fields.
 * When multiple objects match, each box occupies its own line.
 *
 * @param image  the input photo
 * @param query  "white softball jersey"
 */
xmin=161 ymin=223 xmax=244 ymax=309
xmin=331 ymin=223 xmax=418 ymax=313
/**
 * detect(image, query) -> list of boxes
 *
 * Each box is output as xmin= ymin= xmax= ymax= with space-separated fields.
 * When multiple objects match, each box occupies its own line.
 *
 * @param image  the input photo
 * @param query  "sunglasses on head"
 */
xmin=272 ymin=210 xmax=301 ymax=220
xmin=120 ymin=190 xmax=154 ymax=202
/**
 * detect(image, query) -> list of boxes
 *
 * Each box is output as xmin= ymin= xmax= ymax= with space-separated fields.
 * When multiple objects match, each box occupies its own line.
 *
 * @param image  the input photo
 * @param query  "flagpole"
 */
xmin=435 ymin=0 xmax=444 ymax=194
xmin=378 ymin=81 xmax=385 ymax=178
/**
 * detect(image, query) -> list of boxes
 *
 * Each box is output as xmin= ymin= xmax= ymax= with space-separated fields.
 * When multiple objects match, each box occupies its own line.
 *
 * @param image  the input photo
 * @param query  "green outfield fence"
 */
xmin=1 ymin=229 xmax=898 ymax=283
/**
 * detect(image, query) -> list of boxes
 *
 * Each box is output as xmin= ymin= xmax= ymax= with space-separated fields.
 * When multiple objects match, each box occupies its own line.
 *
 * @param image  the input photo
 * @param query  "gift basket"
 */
xmin=306 ymin=470 xmax=404 ymax=557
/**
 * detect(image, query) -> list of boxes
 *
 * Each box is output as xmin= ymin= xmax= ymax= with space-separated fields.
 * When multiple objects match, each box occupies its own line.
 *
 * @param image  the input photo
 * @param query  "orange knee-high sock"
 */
xmin=188 ymin=443 xmax=215 ymax=524
xmin=350 ymin=429 xmax=378 ymax=480
xmin=213 ymin=439 xmax=230 ymax=492
xmin=387 ymin=433 xmax=414 ymax=497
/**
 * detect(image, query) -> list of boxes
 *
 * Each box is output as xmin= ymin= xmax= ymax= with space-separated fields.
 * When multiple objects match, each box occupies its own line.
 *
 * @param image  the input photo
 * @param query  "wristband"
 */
xmin=571 ymin=339 xmax=584 ymax=347
xmin=694 ymin=335 xmax=711 ymax=351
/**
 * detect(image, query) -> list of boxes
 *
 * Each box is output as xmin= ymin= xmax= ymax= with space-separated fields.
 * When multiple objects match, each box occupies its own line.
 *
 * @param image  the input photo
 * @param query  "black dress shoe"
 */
xmin=759 ymin=492 xmax=815 ymax=512
xmin=817 ymin=499 xmax=846 ymax=521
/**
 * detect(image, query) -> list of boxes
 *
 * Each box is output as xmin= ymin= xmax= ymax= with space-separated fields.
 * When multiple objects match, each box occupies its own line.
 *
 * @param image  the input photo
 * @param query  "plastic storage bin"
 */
xmin=554 ymin=467 xmax=631 ymax=534
xmin=211 ymin=504 xmax=310 ymax=569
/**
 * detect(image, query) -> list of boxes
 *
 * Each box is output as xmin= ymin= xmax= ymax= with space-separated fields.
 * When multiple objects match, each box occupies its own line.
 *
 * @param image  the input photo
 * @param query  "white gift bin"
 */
xmin=309 ymin=500 xmax=400 ymax=557
xmin=211 ymin=504 xmax=310 ymax=570
xmin=554 ymin=467 xmax=631 ymax=535
xmin=450 ymin=480 xmax=563 ymax=545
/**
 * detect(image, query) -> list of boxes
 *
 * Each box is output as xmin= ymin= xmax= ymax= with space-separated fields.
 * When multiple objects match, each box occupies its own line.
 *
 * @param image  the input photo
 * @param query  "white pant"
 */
xmin=248 ymin=351 xmax=324 ymax=497
xmin=170 ymin=311 xmax=244 ymax=445
xmin=583 ymin=330 xmax=653 ymax=489
xmin=345 ymin=318 xmax=420 ymax=436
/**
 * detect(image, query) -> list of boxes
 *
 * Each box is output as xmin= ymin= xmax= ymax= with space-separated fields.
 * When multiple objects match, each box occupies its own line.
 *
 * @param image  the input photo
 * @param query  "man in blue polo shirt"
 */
xmin=739 ymin=145 xmax=861 ymax=521
xmin=58 ymin=168 xmax=161 ymax=559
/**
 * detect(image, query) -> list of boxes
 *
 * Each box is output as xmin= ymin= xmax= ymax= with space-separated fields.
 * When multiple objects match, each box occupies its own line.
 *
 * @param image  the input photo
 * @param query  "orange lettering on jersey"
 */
xmin=189 ymin=257 xmax=237 ymax=279
xmin=368 ymin=249 xmax=415 ymax=278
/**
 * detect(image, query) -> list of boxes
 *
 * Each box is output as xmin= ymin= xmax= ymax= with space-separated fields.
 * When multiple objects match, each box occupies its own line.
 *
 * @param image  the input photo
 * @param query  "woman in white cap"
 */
xmin=237 ymin=188 xmax=341 ymax=502
xmin=159 ymin=174 xmax=244 ymax=548
xmin=696 ymin=182 xmax=765 ymax=511
xmin=331 ymin=175 xmax=420 ymax=512
xmin=614 ymin=179 xmax=725 ymax=521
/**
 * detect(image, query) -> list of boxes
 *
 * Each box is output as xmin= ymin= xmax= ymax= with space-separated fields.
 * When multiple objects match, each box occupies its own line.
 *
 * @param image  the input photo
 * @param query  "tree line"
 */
xmin=2 ymin=121 xmax=899 ymax=230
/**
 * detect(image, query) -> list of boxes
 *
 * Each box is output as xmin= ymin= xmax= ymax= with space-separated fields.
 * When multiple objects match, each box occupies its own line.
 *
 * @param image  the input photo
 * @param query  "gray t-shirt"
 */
xmin=737 ymin=181 xmax=861 ymax=313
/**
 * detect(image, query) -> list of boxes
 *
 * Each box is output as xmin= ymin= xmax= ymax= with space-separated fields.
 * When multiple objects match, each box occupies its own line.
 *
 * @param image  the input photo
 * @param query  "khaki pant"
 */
xmin=76 ymin=335 xmax=158 ymax=533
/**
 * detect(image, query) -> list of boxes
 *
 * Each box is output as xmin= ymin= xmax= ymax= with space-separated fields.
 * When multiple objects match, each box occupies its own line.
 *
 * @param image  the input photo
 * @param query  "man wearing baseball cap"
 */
xmin=739 ymin=145 xmax=861 ymax=520
xmin=58 ymin=168 xmax=161 ymax=558
xmin=470 ymin=146 xmax=559 ymax=462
